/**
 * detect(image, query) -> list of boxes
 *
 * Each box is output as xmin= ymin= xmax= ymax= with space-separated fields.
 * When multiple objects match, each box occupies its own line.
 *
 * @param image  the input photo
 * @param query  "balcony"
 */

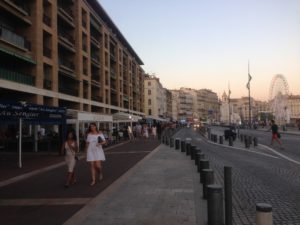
xmin=43 ymin=79 xmax=52 ymax=90
xmin=57 ymin=5 xmax=74 ymax=27
xmin=58 ymin=30 xmax=75 ymax=51
xmin=58 ymin=58 xmax=75 ymax=72
xmin=43 ymin=46 xmax=51 ymax=58
xmin=91 ymin=53 xmax=100 ymax=66
xmin=110 ymin=70 xmax=116 ymax=80
xmin=110 ymin=53 xmax=116 ymax=62
xmin=59 ymin=86 xmax=78 ymax=96
xmin=91 ymin=95 xmax=102 ymax=102
xmin=0 ymin=67 xmax=34 ymax=86
xmin=43 ymin=14 xmax=51 ymax=27
xmin=0 ymin=26 xmax=31 ymax=51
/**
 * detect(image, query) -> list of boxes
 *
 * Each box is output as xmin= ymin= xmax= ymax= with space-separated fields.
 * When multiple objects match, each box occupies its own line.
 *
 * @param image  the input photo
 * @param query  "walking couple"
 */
xmin=61 ymin=122 xmax=106 ymax=187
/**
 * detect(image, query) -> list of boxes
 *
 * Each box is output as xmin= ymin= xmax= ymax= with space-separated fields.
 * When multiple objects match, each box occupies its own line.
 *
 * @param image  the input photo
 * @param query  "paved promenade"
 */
xmin=64 ymin=144 xmax=206 ymax=225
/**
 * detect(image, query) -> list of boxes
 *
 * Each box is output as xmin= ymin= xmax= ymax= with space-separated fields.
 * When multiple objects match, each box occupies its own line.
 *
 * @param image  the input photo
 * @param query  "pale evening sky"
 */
xmin=99 ymin=0 xmax=300 ymax=100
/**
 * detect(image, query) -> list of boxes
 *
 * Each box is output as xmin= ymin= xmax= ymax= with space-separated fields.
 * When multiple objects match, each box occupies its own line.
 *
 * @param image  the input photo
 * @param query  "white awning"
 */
xmin=67 ymin=110 xmax=113 ymax=124
xmin=113 ymin=112 xmax=142 ymax=123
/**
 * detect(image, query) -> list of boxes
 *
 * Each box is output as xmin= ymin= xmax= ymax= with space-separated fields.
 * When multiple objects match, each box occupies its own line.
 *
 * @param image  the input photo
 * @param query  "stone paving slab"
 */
xmin=64 ymin=144 xmax=207 ymax=225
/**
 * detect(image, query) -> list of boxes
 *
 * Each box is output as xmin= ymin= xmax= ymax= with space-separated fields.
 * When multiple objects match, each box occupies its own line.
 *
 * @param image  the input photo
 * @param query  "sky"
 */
xmin=99 ymin=0 xmax=300 ymax=100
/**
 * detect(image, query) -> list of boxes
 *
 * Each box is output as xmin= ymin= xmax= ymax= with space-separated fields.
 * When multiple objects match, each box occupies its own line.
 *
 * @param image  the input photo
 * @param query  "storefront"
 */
xmin=0 ymin=102 xmax=66 ymax=168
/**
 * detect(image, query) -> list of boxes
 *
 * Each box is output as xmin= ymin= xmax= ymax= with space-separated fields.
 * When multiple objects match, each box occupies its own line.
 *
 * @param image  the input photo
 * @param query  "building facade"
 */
xmin=144 ymin=74 xmax=167 ymax=120
xmin=0 ymin=0 xmax=144 ymax=116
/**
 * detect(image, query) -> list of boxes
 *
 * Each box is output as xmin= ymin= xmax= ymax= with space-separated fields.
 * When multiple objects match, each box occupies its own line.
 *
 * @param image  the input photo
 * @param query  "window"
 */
xmin=148 ymin=90 xmax=151 ymax=95
xmin=148 ymin=99 xmax=151 ymax=105
xmin=148 ymin=81 xmax=151 ymax=86
xmin=148 ymin=109 xmax=152 ymax=115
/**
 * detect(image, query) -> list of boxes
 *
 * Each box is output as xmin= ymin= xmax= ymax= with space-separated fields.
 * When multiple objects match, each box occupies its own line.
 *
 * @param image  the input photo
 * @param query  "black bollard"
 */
xmin=245 ymin=137 xmax=249 ymax=148
xmin=207 ymin=185 xmax=224 ymax=225
xmin=240 ymin=134 xmax=244 ymax=142
xmin=224 ymin=167 xmax=232 ymax=225
xmin=219 ymin=136 xmax=224 ymax=144
xmin=186 ymin=143 xmax=191 ymax=156
xmin=200 ymin=160 xmax=210 ymax=183
xmin=249 ymin=136 xmax=253 ymax=145
xmin=253 ymin=137 xmax=258 ymax=147
xmin=195 ymin=147 xmax=201 ymax=165
xmin=202 ymin=169 xmax=214 ymax=199
xmin=229 ymin=136 xmax=233 ymax=146
xmin=191 ymin=145 xmax=196 ymax=160
xmin=181 ymin=140 xmax=186 ymax=152
xmin=175 ymin=138 xmax=180 ymax=150
xmin=162 ymin=135 xmax=165 ymax=144
xmin=170 ymin=138 xmax=174 ymax=148
xmin=197 ymin=153 xmax=205 ymax=172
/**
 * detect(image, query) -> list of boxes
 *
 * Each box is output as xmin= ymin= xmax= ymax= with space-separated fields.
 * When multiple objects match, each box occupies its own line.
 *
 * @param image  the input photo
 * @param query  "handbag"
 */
xmin=277 ymin=133 xmax=281 ymax=139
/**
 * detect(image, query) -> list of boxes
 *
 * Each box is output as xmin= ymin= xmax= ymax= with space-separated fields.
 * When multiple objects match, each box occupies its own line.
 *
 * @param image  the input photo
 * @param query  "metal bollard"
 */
xmin=191 ymin=145 xmax=196 ymax=160
xmin=202 ymin=169 xmax=214 ymax=199
xmin=162 ymin=135 xmax=165 ymax=144
xmin=207 ymin=185 xmax=224 ymax=225
xmin=240 ymin=134 xmax=244 ymax=142
xmin=219 ymin=136 xmax=224 ymax=144
xmin=245 ymin=137 xmax=250 ymax=148
xmin=224 ymin=167 xmax=232 ymax=225
xmin=181 ymin=141 xmax=186 ymax=152
xmin=200 ymin=160 xmax=209 ymax=183
xmin=248 ymin=136 xmax=253 ymax=145
xmin=186 ymin=143 xmax=191 ymax=156
xmin=215 ymin=135 xmax=218 ymax=143
xmin=197 ymin=153 xmax=205 ymax=172
xmin=195 ymin=147 xmax=201 ymax=165
xmin=256 ymin=203 xmax=272 ymax=225
xmin=170 ymin=138 xmax=174 ymax=148
xmin=175 ymin=138 xmax=180 ymax=150
xmin=229 ymin=136 xmax=233 ymax=146
xmin=253 ymin=137 xmax=258 ymax=147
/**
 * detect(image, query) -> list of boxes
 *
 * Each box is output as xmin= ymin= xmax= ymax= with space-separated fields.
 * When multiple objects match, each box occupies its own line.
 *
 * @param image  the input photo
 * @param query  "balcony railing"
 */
xmin=59 ymin=86 xmax=78 ymax=96
xmin=0 ymin=26 xmax=31 ymax=50
xmin=7 ymin=0 xmax=31 ymax=15
xmin=43 ymin=46 xmax=51 ymax=58
xmin=91 ymin=95 xmax=102 ymax=102
xmin=58 ymin=30 xmax=75 ymax=45
xmin=58 ymin=58 xmax=75 ymax=71
xmin=43 ymin=14 xmax=51 ymax=26
xmin=0 ymin=67 xmax=34 ymax=86
xmin=92 ymin=74 xmax=100 ymax=81
xmin=43 ymin=79 xmax=52 ymax=90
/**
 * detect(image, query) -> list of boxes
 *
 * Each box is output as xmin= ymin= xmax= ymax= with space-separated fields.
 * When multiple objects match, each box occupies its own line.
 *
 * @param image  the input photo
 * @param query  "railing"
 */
xmin=110 ymin=70 xmax=116 ymax=79
xmin=43 ymin=14 xmax=51 ymax=26
xmin=0 ymin=67 xmax=34 ymax=85
xmin=82 ymin=20 xmax=87 ymax=28
xmin=91 ymin=74 xmax=100 ymax=81
xmin=91 ymin=95 xmax=102 ymax=102
xmin=91 ymin=53 xmax=100 ymax=62
xmin=58 ymin=30 xmax=75 ymax=45
xmin=58 ymin=58 xmax=75 ymax=70
xmin=43 ymin=46 xmax=51 ymax=58
xmin=43 ymin=79 xmax=52 ymax=90
xmin=8 ymin=0 xmax=31 ymax=14
xmin=59 ymin=86 xmax=78 ymax=96
xmin=0 ymin=26 xmax=31 ymax=50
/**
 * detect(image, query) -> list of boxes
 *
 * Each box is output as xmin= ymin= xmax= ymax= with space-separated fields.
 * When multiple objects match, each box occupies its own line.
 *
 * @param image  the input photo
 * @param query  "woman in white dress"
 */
xmin=84 ymin=123 xmax=106 ymax=186
xmin=60 ymin=131 xmax=78 ymax=188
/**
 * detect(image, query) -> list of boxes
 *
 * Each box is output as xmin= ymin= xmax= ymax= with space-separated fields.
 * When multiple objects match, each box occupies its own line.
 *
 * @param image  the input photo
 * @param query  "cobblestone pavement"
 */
xmin=173 ymin=128 xmax=300 ymax=225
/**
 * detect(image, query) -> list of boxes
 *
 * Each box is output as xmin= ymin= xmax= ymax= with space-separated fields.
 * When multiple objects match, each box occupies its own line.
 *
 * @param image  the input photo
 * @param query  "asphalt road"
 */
xmin=173 ymin=128 xmax=300 ymax=225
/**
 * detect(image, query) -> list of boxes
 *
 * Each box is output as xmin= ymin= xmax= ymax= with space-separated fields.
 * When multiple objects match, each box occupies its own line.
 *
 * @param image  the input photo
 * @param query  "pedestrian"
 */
xmin=128 ymin=125 xmax=134 ymax=141
xmin=269 ymin=120 xmax=283 ymax=149
xmin=60 ymin=130 xmax=79 ymax=188
xmin=84 ymin=123 xmax=106 ymax=186
xmin=151 ymin=125 xmax=157 ymax=140
xmin=143 ymin=124 xmax=149 ymax=139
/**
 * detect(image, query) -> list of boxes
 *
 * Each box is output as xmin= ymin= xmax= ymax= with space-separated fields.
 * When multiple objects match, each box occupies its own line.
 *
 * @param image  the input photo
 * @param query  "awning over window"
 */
xmin=0 ymin=47 xmax=36 ymax=65
xmin=113 ymin=112 xmax=142 ymax=123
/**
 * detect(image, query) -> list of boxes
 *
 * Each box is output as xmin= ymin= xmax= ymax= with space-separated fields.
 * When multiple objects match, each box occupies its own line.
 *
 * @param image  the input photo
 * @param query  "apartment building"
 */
xmin=0 ymin=0 xmax=144 ymax=116
xmin=144 ymin=74 xmax=168 ymax=120
xmin=196 ymin=89 xmax=220 ymax=121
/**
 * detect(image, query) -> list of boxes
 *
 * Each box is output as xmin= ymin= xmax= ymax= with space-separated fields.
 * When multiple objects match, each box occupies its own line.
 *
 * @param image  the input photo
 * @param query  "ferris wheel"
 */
xmin=268 ymin=74 xmax=290 ymax=125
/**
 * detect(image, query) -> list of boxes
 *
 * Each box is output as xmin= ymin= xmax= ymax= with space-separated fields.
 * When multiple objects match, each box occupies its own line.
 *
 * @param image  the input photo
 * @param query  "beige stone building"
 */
xmin=144 ymin=74 xmax=168 ymax=120
xmin=0 ymin=0 xmax=144 ymax=117
xmin=171 ymin=88 xmax=219 ymax=123
xmin=288 ymin=95 xmax=300 ymax=125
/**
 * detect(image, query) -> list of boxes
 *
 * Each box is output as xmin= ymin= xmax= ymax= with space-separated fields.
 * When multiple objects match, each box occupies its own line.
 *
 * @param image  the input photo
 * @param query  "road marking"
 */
xmin=259 ymin=144 xmax=300 ymax=165
xmin=106 ymin=151 xmax=152 ymax=154
xmin=0 ymin=198 xmax=91 ymax=206
xmin=201 ymin=138 xmax=279 ymax=159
